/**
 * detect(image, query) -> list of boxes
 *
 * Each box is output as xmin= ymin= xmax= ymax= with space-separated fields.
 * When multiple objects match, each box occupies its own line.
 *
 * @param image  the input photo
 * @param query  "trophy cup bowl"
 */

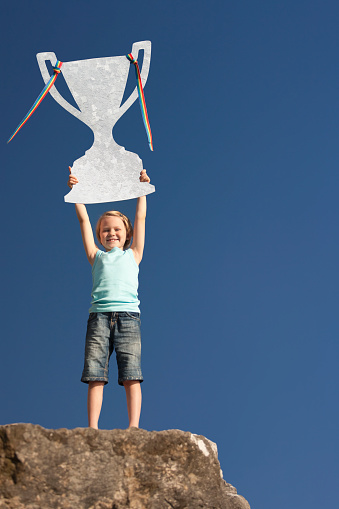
xmin=36 ymin=41 xmax=155 ymax=204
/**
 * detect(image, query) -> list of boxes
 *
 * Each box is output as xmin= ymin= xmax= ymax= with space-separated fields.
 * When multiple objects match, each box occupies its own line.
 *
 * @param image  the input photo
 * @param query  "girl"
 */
xmin=68 ymin=167 xmax=151 ymax=429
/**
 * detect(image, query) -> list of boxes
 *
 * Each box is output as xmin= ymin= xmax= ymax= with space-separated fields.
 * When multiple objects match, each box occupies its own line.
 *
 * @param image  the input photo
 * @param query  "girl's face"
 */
xmin=100 ymin=216 xmax=128 ymax=251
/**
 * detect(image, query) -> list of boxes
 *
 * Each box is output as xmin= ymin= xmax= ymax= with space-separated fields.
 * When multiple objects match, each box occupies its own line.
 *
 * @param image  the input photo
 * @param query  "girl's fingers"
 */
xmin=67 ymin=166 xmax=78 ymax=189
xmin=140 ymin=169 xmax=150 ymax=182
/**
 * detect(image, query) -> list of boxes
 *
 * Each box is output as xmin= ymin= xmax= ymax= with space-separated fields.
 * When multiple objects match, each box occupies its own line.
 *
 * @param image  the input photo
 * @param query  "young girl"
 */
xmin=68 ymin=166 xmax=151 ymax=430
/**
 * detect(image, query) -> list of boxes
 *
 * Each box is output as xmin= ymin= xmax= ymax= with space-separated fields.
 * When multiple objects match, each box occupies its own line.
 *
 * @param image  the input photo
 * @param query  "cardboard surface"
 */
xmin=36 ymin=41 xmax=155 ymax=203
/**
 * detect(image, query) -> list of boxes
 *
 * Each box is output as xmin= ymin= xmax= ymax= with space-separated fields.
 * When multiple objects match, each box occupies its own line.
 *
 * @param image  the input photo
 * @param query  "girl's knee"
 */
xmin=88 ymin=381 xmax=105 ymax=389
xmin=123 ymin=380 xmax=141 ymax=387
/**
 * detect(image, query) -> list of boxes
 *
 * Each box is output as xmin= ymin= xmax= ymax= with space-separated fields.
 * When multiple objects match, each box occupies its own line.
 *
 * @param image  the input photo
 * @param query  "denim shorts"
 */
xmin=81 ymin=311 xmax=143 ymax=386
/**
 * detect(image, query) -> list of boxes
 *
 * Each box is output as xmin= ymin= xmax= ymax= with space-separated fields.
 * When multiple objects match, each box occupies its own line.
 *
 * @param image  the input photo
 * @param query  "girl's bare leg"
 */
xmin=124 ymin=381 xmax=142 ymax=428
xmin=87 ymin=381 xmax=105 ymax=429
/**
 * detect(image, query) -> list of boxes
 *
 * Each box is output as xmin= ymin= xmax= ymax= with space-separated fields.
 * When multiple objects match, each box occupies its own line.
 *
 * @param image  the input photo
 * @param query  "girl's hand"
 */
xmin=139 ymin=169 xmax=150 ymax=183
xmin=68 ymin=166 xmax=79 ymax=189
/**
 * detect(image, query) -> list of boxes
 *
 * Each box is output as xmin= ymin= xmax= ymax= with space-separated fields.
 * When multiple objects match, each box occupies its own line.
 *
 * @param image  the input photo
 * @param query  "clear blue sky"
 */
xmin=1 ymin=1 xmax=338 ymax=507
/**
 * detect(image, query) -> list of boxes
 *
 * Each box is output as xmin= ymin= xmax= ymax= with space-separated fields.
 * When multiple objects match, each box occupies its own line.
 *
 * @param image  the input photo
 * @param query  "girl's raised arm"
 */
xmin=68 ymin=167 xmax=98 ymax=266
xmin=131 ymin=170 xmax=150 ymax=265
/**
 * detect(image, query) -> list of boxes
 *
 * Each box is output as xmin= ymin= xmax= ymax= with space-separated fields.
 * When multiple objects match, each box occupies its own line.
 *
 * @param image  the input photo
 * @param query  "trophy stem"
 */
xmin=87 ymin=127 xmax=122 ymax=154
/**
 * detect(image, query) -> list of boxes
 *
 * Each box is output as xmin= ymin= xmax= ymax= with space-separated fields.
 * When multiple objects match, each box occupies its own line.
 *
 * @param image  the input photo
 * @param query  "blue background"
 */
xmin=1 ymin=1 xmax=338 ymax=507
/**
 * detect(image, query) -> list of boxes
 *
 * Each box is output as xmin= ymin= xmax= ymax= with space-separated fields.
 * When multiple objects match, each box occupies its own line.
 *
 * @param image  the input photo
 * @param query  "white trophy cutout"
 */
xmin=36 ymin=41 xmax=155 ymax=204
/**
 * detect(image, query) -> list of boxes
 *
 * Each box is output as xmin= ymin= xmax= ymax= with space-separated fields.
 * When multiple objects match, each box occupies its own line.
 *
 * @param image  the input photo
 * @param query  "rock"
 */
xmin=0 ymin=424 xmax=250 ymax=509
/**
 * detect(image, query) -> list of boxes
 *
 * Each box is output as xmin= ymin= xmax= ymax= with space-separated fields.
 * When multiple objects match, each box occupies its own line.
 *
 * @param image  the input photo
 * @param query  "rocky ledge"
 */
xmin=0 ymin=423 xmax=250 ymax=509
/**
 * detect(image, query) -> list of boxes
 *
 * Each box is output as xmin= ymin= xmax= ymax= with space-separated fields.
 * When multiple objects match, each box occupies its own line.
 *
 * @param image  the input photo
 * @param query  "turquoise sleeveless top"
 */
xmin=89 ymin=248 xmax=140 ymax=313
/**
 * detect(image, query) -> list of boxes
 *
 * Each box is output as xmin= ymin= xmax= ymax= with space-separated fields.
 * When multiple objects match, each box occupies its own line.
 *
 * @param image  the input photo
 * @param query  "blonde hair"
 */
xmin=96 ymin=211 xmax=133 ymax=250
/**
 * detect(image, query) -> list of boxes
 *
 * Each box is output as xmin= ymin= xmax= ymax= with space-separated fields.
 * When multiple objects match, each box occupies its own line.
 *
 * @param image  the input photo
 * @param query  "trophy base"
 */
xmin=65 ymin=181 xmax=155 ymax=204
xmin=64 ymin=146 xmax=155 ymax=204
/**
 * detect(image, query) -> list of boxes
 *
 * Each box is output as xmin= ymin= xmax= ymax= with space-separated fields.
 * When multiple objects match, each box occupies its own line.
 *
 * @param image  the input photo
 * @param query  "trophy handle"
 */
xmin=36 ymin=52 xmax=83 ymax=122
xmin=116 ymin=40 xmax=152 ymax=121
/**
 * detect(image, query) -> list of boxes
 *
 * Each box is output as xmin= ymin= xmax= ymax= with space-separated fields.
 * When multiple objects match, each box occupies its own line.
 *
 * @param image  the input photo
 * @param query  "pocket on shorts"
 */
xmin=125 ymin=312 xmax=140 ymax=321
xmin=88 ymin=312 xmax=97 ymax=323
